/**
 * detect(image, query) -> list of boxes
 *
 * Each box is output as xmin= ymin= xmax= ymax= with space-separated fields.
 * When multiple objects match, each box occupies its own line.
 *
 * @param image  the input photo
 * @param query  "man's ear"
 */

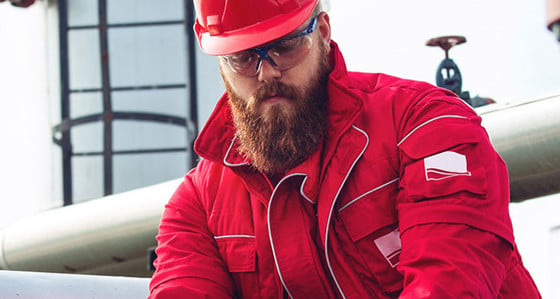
xmin=317 ymin=12 xmax=331 ymax=49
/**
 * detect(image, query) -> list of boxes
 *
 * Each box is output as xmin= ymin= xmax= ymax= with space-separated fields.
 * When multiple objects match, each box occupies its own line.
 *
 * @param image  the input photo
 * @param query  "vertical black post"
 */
xmin=185 ymin=0 xmax=199 ymax=168
xmin=58 ymin=0 xmax=73 ymax=206
xmin=99 ymin=0 xmax=113 ymax=195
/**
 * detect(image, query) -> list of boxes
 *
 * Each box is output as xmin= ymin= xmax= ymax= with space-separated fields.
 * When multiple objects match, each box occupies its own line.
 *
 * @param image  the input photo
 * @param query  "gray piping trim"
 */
xmin=324 ymin=125 xmax=369 ymax=299
xmin=338 ymin=178 xmax=399 ymax=212
xmin=397 ymin=115 xmax=468 ymax=147
xmin=213 ymin=235 xmax=256 ymax=240
xmin=267 ymin=173 xmax=306 ymax=299
xmin=223 ymin=135 xmax=249 ymax=167
xmin=299 ymin=176 xmax=316 ymax=205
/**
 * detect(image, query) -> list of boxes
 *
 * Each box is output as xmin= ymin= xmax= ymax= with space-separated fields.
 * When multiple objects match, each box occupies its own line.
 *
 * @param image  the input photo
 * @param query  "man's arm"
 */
xmin=149 ymin=171 xmax=235 ymax=298
xmin=398 ymin=222 xmax=511 ymax=298
xmin=395 ymin=94 xmax=519 ymax=297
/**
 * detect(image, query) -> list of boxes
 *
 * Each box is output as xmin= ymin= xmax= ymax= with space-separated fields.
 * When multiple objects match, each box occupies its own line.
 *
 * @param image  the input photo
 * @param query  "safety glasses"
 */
xmin=220 ymin=17 xmax=318 ymax=76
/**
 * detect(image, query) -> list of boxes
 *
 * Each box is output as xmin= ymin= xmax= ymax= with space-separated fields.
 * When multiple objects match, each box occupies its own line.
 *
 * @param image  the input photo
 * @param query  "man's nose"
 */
xmin=257 ymin=58 xmax=282 ymax=83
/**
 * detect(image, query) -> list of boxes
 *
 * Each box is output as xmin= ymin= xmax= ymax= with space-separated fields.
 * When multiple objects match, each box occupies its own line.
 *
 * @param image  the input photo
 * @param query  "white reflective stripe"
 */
xmin=338 ymin=178 xmax=399 ymax=212
xmin=267 ymin=173 xmax=306 ymax=299
xmin=299 ymin=176 xmax=316 ymax=205
xmin=213 ymin=235 xmax=256 ymax=240
xmin=397 ymin=115 xmax=468 ymax=147
xmin=223 ymin=135 xmax=249 ymax=167
xmin=325 ymin=125 xmax=369 ymax=299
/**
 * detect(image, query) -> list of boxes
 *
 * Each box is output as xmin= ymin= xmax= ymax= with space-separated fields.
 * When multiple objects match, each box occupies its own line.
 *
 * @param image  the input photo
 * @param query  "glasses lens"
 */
xmin=268 ymin=35 xmax=313 ymax=71
xmin=222 ymin=18 xmax=316 ymax=76
xmin=224 ymin=51 xmax=260 ymax=75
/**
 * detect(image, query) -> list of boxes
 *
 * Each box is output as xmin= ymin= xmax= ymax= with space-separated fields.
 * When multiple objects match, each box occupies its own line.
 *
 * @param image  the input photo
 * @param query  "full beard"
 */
xmin=225 ymin=45 xmax=331 ymax=176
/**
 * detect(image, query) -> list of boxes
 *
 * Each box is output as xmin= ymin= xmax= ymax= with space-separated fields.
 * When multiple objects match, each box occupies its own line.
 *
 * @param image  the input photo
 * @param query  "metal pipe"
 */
xmin=0 ymin=270 xmax=149 ymax=298
xmin=0 ymin=95 xmax=558 ymax=276
xmin=479 ymin=94 xmax=560 ymax=201
xmin=0 ymin=179 xmax=182 ymax=277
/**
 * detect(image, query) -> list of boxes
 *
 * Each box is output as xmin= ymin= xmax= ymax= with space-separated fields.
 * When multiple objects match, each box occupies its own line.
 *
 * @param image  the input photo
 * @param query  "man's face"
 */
xmin=219 ymin=13 xmax=332 ymax=175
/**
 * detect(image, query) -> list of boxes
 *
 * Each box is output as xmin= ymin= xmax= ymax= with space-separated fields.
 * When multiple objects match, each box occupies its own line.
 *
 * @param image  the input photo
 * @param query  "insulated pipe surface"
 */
xmin=0 ymin=270 xmax=150 ymax=298
xmin=0 ymin=179 xmax=182 ymax=276
xmin=479 ymin=94 xmax=560 ymax=201
xmin=0 ymin=96 xmax=559 ymax=276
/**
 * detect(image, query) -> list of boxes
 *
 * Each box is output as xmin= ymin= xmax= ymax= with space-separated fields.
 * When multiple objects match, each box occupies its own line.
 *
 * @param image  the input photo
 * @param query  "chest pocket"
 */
xmin=337 ymin=180 xmax=404 ymax=294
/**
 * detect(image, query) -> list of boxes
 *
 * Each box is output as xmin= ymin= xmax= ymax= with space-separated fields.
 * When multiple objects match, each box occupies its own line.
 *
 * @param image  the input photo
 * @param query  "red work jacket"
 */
xmin=149 ymin=43 xmax=541 ymax=298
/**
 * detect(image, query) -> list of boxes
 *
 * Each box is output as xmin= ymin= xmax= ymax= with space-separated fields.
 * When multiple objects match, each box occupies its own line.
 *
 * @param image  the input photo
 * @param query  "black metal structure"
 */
xmin=54 ymin=0 xmax=198 ymax=205
xmin=426 ymin=36 xmax=495 ymax=108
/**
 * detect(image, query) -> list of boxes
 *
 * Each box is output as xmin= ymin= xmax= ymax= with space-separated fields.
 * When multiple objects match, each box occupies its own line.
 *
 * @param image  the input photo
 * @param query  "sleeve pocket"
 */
xmin=398 ymin=115 xmax=490 ymax=201
xmin=400 ymin=143 xmax=488 ymax=201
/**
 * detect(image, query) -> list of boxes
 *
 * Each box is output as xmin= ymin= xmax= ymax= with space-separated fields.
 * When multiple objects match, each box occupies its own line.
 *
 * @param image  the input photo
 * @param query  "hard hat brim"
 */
xmin=195 ymin=0 xmax=318 ymax=56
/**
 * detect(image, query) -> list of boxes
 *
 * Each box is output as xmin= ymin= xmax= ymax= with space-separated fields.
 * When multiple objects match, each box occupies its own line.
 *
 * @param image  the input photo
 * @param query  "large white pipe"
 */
xmin=0 ymin=270 xmax=149 ymax=299
xmin=0 ymin=95 xmax=559 ymax=276
xmin=479 ymin=94 xmax=560 ymax=201
xmin=0 ymin=178 xmax=181 ymax=277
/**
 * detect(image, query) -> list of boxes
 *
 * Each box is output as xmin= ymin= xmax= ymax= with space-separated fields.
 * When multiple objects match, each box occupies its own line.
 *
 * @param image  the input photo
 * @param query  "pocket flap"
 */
xmin=215 ymin=236 xmax=256 ymax=272
xmin=399 ymin=116 xmax=483 ymax=160
xmin=338 ymin=187 xmax=398 ymax=242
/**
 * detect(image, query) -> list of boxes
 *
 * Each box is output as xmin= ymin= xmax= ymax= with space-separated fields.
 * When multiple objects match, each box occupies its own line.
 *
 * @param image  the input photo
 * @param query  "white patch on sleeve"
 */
xmin=374 ymin=228 xmax=401 ymax=268
xmin=424 ymin=151 xmax=471 ymax=181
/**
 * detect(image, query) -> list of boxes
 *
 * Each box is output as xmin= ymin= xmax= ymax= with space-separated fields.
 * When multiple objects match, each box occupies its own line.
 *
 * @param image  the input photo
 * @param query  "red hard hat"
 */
xmin=193 ymin=0 xmax=320 ymax=56
xmin=547 ymin=0 xmax=560 ymax=30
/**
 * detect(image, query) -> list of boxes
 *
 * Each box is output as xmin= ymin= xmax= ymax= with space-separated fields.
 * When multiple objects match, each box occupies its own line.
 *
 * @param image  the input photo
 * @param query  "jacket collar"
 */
xmin=194 ymin=42 xmax=364 ymax=190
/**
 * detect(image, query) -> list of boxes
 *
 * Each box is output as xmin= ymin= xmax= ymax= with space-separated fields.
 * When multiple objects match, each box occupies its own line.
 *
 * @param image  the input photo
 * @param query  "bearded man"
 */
xmin=149 ymin=0 xmax=541 ymax=298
